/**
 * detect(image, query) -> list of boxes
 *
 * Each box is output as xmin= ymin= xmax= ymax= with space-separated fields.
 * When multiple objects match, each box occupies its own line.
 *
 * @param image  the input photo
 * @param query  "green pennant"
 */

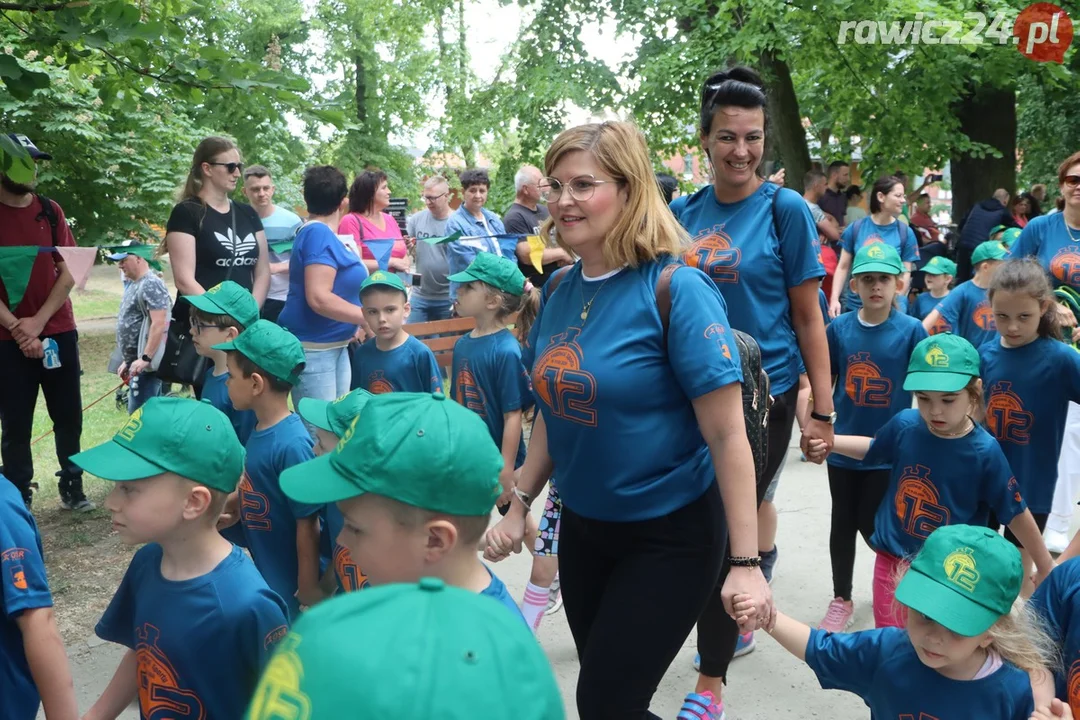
xmin=0 ymin=246 xmax=41 ymax=311
xmin=420 ymin=231 xmax=463 ymax=245
xmin=270 ymin=240 xmax=294 ymax=254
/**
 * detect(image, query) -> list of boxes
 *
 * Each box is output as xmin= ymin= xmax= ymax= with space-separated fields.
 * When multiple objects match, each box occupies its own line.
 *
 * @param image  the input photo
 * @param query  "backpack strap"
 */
xmin=850 ymin=216 xmax=866 ymax=243
xmin=543 ymin=265 xmax=573 ymax=302
xmin=34 ymin=193 xmax=59 ymax=247
xmin=655 ymin=263 xmax=681 ymax=348
xmin=770 ymin=184 xmax=782 ymax=237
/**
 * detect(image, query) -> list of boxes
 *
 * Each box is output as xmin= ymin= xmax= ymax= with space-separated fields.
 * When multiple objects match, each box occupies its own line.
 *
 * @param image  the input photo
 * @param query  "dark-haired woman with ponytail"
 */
xmin=670 ymin=66 xmax=832 ymax=719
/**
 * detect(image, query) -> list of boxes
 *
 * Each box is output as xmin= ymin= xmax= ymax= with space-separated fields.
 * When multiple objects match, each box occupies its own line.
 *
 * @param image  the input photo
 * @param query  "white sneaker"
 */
xmin=1045 ymin=528 xmax=1070 ymax=555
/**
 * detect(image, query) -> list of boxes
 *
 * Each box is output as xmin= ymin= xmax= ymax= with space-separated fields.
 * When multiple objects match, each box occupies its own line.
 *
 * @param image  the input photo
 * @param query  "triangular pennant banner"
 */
xmin=270 ymin=240 xmax=294 ymax=254
xmin=421 ymin=231 xmax=462 ymax=246
xmin=56 ymin=247 xmax=97 ymax=291
xmin=527 ymin=235 xmax=546 ymax=274
xmin=364 ymin=239 xmax=395 ymax=271
xmin=0 ymin=246 xmax=41 ymax=311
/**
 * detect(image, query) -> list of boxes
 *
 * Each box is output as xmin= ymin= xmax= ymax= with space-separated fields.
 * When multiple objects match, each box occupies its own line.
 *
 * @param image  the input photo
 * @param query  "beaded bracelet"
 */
xmin=729 ymin=556 xmax=762 ymax=568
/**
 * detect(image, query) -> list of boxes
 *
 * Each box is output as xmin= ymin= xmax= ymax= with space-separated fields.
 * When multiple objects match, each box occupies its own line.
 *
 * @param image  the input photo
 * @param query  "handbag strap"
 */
xmin=224 ymin=200 xmax=238 ymax=282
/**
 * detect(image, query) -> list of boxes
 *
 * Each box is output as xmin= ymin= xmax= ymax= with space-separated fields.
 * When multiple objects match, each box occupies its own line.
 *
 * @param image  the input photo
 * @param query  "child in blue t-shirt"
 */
xmin=923 ymin=241 xmax=1007 ymax=349
xmin=1030 ymin=558 xmax=1080 ymax=716
xmin=981 ymin=258 xmax=1080 ymax=593
xmin=909 ymin=255 xmax=956 ymax=322
xmin=749 ymin=524 xmax=1058 ymax=720
xmin=820 ymin=244 xmax=927 ymax=634
xmin=214 ymin=320 xmax=323 ymax=620
xmin=0 ymin=475 xmax=77 ymax=720
xmin=280 ymin=392 xmax=527 ymax=623
xmin=74 ymin=398 xmax=289 ymax=720
xmin=809 ymin=333 xmax=1054 ymax=628
xmin=351 ymin=271 xmax=443 ymax=394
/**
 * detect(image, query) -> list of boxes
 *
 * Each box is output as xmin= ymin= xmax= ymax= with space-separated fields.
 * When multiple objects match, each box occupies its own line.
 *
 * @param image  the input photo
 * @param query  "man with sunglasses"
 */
xmin=405 ymin=176 xmax=454 ymax=322
xmin=956 ymin=188 xmax=1017 ymax=282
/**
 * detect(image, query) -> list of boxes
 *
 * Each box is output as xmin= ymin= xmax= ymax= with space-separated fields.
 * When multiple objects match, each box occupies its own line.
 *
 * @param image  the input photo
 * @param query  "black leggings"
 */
xmin=827 ymin=465 xmax=890 ymax=600
xmin=696 ymin=383 xmax=799 ymax=679
xmin=561 ymin=484 xmax=726 ymax=719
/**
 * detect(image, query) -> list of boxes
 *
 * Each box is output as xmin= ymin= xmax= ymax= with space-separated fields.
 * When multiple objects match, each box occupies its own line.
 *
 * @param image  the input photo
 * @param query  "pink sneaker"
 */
xmin=677 ymin=691 xmax=724 ymax=720
xmin=818 ymin=597 xmax=854 ymax=633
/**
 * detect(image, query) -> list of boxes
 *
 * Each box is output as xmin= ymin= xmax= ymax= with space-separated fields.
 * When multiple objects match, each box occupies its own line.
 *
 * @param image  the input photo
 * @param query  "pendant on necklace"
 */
xmin=580 ymin=310 xmax=588 ymax=321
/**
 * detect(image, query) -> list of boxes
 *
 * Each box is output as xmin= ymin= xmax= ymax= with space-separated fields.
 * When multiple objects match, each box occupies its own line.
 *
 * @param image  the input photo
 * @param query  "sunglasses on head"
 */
xmin=208 ymin=162 xmax=244 ymax=174
xmin=1063 ymin=175 xmax=1080 ymax=188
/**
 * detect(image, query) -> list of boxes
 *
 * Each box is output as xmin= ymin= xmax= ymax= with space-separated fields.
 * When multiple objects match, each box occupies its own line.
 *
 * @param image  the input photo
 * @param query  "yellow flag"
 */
xmin=527 ymin=235 xmax=546 ymax=273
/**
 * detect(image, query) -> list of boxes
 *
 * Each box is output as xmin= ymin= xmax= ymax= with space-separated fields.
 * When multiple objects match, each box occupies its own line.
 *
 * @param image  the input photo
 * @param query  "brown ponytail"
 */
xmin=178 ymin=136 xmax=238 ymax=202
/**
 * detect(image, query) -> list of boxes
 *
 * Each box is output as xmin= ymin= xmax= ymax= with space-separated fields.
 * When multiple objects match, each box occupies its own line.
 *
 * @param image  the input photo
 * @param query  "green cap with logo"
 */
xmin=244 ymin=578 xmax=566 ymax=720
xmin=1001 ymin=227 xmax=1022 ymax=248
xmin=447 ymin=251 xmax=528 ymax=296
xmin=989 ymin=224 xmax=1007 ymax=239
xmin=894 ymin=524 xmax=1021 ymax=636
xmin=360 ymin=270 xmax=408 ymax=294
xmin=298 ymin=388 xmax=374 ymax=437
xmin=213 ymin=319 xmax=306 ymax=385
xmin=184 ymin=280 xmax=260 ymax=330
xmin=972 ymin=240 xmax=1008 ymax=266
xmin=903 ymin=333 xmax=980 ymax=393
xmin=70 ymin=397 xmax=245 ymax=492
xmin=851 ymin=243 xmax=904 ymax=275
xmin=281 ymin=392 xmax=503 ymax=516
xmin=922 ymin=256 xmax=958 ymax=276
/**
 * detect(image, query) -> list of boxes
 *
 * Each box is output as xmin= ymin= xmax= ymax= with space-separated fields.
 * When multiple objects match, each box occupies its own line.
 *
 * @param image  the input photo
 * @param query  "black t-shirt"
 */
xmin=504 ymin=202 xmax=560 ymax=286
xmin=166 ymin=199 xmax=264 ymax=291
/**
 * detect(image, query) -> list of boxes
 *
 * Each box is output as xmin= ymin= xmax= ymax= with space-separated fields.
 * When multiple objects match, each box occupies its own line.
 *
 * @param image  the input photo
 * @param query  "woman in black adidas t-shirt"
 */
xmin=165 ymin=136 xmax=269 ymax=300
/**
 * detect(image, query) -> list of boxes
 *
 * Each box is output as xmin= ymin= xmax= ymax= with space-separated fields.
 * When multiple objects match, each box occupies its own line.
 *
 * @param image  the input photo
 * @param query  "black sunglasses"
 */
xmin=208 ymin=162 xmax=244 ymax=174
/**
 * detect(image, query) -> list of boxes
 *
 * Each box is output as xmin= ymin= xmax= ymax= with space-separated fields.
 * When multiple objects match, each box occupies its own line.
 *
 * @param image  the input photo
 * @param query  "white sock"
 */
xmin=521 ymin=582 xmax=550 ymax=632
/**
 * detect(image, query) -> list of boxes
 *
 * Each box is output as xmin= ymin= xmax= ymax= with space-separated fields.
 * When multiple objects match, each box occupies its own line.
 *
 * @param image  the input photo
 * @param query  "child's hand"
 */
xmin=732 ymin=593 xmax=757 ymax=623
xmin=1031 ymin=699 xmax=1074 ymax=720
xmin=805 ymin=438 xmax=829 ymax=464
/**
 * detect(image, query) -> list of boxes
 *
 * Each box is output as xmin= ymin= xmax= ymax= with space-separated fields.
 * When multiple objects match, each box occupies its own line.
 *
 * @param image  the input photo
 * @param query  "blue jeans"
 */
xmin=408 ymin=294 xmax=452 ymax=323
xmin=291 ymin=346 xmax=351 ymax=437
xmin=127 ymin=372 xmax=162 ymax=413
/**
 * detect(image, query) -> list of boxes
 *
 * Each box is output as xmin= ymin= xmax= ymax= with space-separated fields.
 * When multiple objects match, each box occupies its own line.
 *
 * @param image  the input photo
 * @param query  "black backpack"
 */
xmin=33 ymin=194 xmax=60 ymax=246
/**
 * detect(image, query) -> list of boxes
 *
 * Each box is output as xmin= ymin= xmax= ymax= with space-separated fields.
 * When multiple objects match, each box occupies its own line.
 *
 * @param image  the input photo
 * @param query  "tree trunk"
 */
xmin=354 ymin=54 xmax=366 ymax=123
xmin=949 ymin=84 xmax=1016 ymax=226
xmin=759 ymin=48 xmax=812 ymax=194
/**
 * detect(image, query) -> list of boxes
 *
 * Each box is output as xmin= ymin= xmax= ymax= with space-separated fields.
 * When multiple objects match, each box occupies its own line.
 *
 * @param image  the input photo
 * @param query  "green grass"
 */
xmin=70 ymin=286 xmax=125 ymax=322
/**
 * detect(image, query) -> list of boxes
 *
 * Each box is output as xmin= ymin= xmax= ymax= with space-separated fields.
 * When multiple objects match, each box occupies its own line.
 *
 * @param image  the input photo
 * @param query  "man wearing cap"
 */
xmin=109 ymin=244 xmax=172 ymax=413
xmin=0 ymin=133 xmax=89 ymax=510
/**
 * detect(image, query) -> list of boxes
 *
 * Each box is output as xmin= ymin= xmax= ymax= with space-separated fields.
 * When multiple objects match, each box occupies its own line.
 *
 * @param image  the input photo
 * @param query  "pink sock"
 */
xmin=521 ymin=582 xmax=550 ymax=632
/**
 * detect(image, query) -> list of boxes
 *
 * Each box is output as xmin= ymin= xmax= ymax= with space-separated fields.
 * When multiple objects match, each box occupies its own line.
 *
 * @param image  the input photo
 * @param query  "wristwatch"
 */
xmin=810 ymin=410 xmax=837 ymax=424
xmin=140 ymin=354 xmax=153 ymax=363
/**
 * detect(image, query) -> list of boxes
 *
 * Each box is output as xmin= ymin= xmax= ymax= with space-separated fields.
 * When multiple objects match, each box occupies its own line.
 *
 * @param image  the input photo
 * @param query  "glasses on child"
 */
xmin=538 ymin=175 xmax=619 ymax=203
xmin=190 ymin=319 xmax=225 ymax=334
xmin=208 ymin=162 xmax=244 ymax=175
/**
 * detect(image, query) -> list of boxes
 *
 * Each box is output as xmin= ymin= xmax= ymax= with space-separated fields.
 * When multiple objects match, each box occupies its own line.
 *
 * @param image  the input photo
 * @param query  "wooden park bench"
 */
xmin=404 ymin=316 xmax=477 ymax=370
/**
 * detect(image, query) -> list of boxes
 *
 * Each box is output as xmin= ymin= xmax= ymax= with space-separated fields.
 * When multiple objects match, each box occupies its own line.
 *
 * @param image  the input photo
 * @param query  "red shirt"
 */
xmin=0 ymin=196 xmax=76 ymax=342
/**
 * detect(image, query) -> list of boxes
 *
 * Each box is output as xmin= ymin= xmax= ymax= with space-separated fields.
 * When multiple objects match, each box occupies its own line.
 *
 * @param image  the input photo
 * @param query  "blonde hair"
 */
xmin=541 ymin=122 xmax=689 ymax=269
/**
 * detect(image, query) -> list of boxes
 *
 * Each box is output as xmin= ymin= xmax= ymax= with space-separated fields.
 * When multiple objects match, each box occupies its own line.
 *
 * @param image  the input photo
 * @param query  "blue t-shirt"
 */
xmin=980 ymin=336 xmax=1080 ymax=513
xmin=672 ymin=183 xmax=824 ymax=394
xmin=909 ymin=291 xmax=947 ymax=321
xmin=278 ymin=222 xmax=368 ymax=343
xmin=818 ymin=288 xmax=830 ymax=328
xmin=201 ymin=367 xmax=256 ymax=445
xmin=806 ymin=626 xmax=1034 ymax=719
xmin=445 ymin=209 xmax=513 ymax=300
xmin=526 ymin=259 xmax=743 ymax=521
xmin=240 ymin=413 xmax=320 ymax=620
xmin=1009 ymin=213 xmax=1080 ymax=290
xmin=935 ymin=280 xmax=997 ymax=350
xmin=323 ymin=504 xmax=368 ymax=595
xmin=1030 ymin=558 xmax=1080 ymax=711
xmin=451 ymin=329 xmax=529 ymax=469
xmin=96 ymin=544 xmax=289 ymax=720
xmin=350 ymin=334 xmax=443 ymax=394
xmin=0 ymin=478 xmax=51 ymax=720
xmin=838 ymin=217 xmax=920 ymax=311
xmin=864 ymin=409 xmax=1025 ymax=558
xmin=827 ymin=311 xmax=927 ymax=470
xmin=481 ymin=566 xmax=527 ymax=623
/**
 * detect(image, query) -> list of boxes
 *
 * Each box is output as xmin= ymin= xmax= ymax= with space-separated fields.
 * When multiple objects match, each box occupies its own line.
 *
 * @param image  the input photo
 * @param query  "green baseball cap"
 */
xmin=280 ymin=392 xmax=503 ymax=515
xmin=184 ymin=280 xmax=260 ymax=330
xmin=447 ymin=251 xmax=528 ymax=296
xmin=360 ymin=270 xmax=408 ymax=294
xmin=922 ymin=256 xmax=958 ymax=276
xmin=70 ymin=397 xmax=244 ymax=492
xmin=851 ymin=243 xmax=904 ymax=275
xmin=972 ymin=241 xmax=1008 ymax=266
xmin=989 ymin=224 xmax=1006 ymax=238
xmin=894 ymin=524 xmax=1021 ymax=637
xmin=213 ymin=319 xmax=306 ymax=385
xmin=244 ymin=578 xmax=565 ymax=720
xmin=298 ymin=389 xmax=374 ymax=437
xmin=1001 ymin=227 xmax=1022 ymax=248
xmin=903 ymin=333 xmax=980 ymax=393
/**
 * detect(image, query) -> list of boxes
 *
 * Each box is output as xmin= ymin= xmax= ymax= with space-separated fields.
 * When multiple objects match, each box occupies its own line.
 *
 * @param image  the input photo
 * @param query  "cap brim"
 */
xmin=70 ymin=441 xmax=167 ymax=481
xmin=852 ymin=262 xmax=903 ymax=275
xmin=297 ymin=397 xmax=335 ymax=433
xmin=894 ymin=568 xmax=999 ymax=636
xmin=106 ymin=253 xmax=130 ymax=261
xmin=280 ymin=453 xmax=366 ymax=504
xmin=184 ymin=293 xmax=224 ymax=316
xmin=903 ymin=371 xmax=973 ymax=392
xmin=211 ymin=339 xmax=240 ymax=352
xmin=446 ymin=269 xmax=481 ymax=284
xmin=922 ymin=268 xmax=948 ymax=275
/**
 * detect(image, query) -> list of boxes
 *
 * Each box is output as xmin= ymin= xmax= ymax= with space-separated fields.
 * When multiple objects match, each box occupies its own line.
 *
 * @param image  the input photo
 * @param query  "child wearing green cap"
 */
xmin=808 ymin=333 xmax=1054 ymax=628
xmin=350 ymin=271 xmax=442 ymax=395
xmin=244 ymin=579 xmax=565 ymax=720
xmin=909 ymin=255 xmax=957 ymax=323
xmin=279 ymin=392 xmax=526 ymax=622
xmin=214 ymin=319 xmax=323 ymax=620
xmin=922 ymin=241 xmax=1006 ymax=348
xmin=743 ymin=524 xmax=1058 ymax=719
xmin=818 ymin=243 xmax=927 ymax=634
xmin=74 ymin=397 xmax=289 ymax=720
xmin=296 ymin=388 xmax=373 ymax=594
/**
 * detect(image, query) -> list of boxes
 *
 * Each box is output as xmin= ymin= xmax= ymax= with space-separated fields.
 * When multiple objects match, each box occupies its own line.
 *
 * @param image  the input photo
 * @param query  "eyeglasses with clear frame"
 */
xmin=538 ymin=175 xmax=620 ymax=203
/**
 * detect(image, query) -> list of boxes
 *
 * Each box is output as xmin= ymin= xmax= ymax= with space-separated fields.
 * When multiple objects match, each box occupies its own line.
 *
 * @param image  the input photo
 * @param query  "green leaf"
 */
xmin=0 ymin=135 xmax=36 ymax=185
